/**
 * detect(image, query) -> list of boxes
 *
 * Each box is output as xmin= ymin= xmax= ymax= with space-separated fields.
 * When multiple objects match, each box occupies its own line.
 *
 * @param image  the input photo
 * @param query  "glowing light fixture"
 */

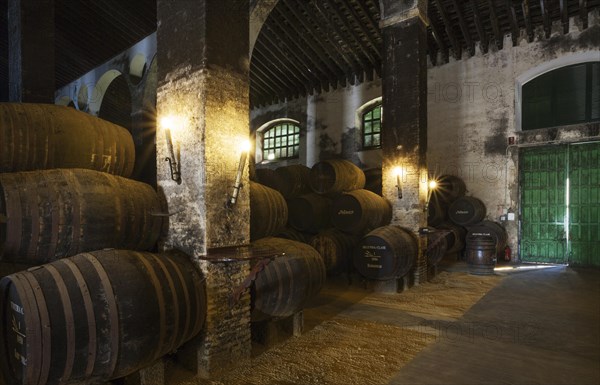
xmin=425 ymin=179 xmax=438 ymax=210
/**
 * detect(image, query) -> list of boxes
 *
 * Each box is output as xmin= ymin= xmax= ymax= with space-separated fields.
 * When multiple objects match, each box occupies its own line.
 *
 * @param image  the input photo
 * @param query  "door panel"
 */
xmin=568 ymin=142 xmax=600 ymax=266
xmin=520 ymin=146 xmax=568 ymax=263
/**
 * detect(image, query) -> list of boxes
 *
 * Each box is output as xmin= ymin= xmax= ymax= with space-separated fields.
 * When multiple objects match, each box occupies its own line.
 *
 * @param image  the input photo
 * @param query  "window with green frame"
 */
xmin=262 ymin=122 xmax=301 ymax=161
xmin=522 ymin=61 xmax=600 ymax=130
xmin=362 ymin=104 xmax=382 ymax=149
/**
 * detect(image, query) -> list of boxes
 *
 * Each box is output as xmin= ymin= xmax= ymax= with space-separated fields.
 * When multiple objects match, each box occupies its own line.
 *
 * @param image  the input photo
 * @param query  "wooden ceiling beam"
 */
xmin=470 ymin=0 xmax=489 ymax=53
xmin=559 ymin=0 xmax=569 ymax=34
xmin=428 ymin=17 xmax=450 ymax=63
xmin=505 ymin=0 xmax=520 ymax=47
xmin=487 ymin=0 xmax=504 ymax=50
xmin=338 ymin=0 xmax=380 ymax=60
xmin=540 ymin=0 xmax=552 ymax=38
xmin=255 ymin=38 xmax=312 ymax=95
xmin=580 ymin=0 xmax=588 ymax=30
xmin=354 ymin=0 xmax=382 ymax=40
xmin=522 ymin=0 xmax=535 ymax=42
xmin=434 ymin=0 xmax=462 ymax=60
xmin=251 ymin=50 xmax=302 ymax=99
xmin=450 ymin=0 xmax=475 ymax=56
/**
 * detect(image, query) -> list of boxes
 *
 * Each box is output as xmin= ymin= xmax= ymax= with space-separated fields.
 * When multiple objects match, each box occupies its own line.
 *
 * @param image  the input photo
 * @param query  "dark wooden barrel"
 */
xmin=448 ymin=196 xmax=486 ymax=226
xmin=0 ymin=169 xmax=163 ymax=264
xmin=274 ymin=164 xmax=311 ymax=198
xmin=431 ymin=175 xmax=466 ymax=203
xmin=466 ymin=236 xmax=497 ymax=275
xmin=437 ymin=222 xmax=466 ymax=254
xmin=309 ymin=159 xmax=366 ymax=195
xmin=250 ymin=182 xmax=288 ymax=241
xmin=427 ymin=197 xmax=448 ymax=226
xmin=276 ymin=227 xmax=311 ymax=244
xmin=0 ymin=103 xmax=135 ymax=177
xmin=331 ymin=189 xmax=392 ymax=234
xmin=287 ymin=193 xmax=332 ymax=234
xmin=254 ymin=168 xmax=282 ymax=191
xmin=310 ymin=229 xmax=357 ymax=274
xmin=466 ymin=220 xmax=507 ymax=255
xmin=363 ymin=168 xmax=382 ymax=196
xmin=251 ymin=237 xmax=326 ymax=321
xmin=0 ymin=249 xmax=206 ymax=385
xmin=354 ymin=226 xmax=417 ymax=281
xmin=426 ymin=229 xmax=449 ymax=266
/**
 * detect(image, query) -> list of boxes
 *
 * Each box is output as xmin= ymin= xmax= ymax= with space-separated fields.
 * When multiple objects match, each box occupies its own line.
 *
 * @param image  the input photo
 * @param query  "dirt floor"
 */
xmin=171 ymin=270 xmax=503 ymax=385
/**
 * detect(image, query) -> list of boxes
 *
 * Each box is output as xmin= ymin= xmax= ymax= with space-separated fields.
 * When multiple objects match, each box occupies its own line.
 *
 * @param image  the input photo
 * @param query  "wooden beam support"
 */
xmin=580 ymin=0 xmax=588 ymax=30
xmin=559 ymin=0 xmax=569 ymax=34
xmin=522 ymin=0 xmax=535 ymax=42
xmin=434 ymin=0 xmax=462 ymax=60
xmin=505 ymin=0 xmax=520 ymax=46
xmin=450 ymin=0 xmax=475 ymax=56
xmin=428 ymin=17 xmax=449 ymax=63
xmin=540 ymin=0 xmax=551 ymax=38
xmin=338 ymin=0 xmax=381 ymax=60
xmin=470 ymin=0 xmax=489 ymax=53
xmin=487 ymin=0 xmax=504 ymax=50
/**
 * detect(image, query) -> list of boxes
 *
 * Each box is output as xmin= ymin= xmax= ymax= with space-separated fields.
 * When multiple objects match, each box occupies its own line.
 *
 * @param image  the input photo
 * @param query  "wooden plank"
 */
xmin=505 ymin=0 xmax=520 ymax=46
xmin=450 ymin=0 xmax=475 ymax=56
xmin=522 ymin=0 xmax=535 ymax=42
xmin=255 ymin=38 xmax=312 ymax=95
xmin=471 ymin=0 xmax=489 ymax=53
xmin=429 ymin=18 xmax=450 ymax=63
xmin=487 ymin=0 xmax=504 ymax=50
xmin=434 ymin=0 xmax=462 ymax=60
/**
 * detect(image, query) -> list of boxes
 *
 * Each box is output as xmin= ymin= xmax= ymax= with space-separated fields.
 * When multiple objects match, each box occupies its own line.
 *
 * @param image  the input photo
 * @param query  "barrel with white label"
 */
xmin=330 ymin=189 xmax=392 ymax=235
xmin=354 ymin=226 xmax=417 ymax=280
xmin=448 ymin=196 xmax=486 ymax=226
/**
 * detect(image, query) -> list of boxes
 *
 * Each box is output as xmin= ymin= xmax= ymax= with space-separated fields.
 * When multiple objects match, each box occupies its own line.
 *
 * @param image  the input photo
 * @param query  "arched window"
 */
xmin=362 ymin=104 xmax=382 ymax=149
xmin=262 ymin=121 xmax=301 ymax=161
xmin=522 ymin=61 xmax=599 ymax=130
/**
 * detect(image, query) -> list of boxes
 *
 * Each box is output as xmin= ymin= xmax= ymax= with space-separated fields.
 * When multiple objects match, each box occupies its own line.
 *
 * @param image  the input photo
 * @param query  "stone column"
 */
xmin=8 ymin=0 xmax=55 ymax=102
xmin=156 ymin=0 xmax=251 ymax=378
xmin=380 ymin=0 xmax=429 ymax=284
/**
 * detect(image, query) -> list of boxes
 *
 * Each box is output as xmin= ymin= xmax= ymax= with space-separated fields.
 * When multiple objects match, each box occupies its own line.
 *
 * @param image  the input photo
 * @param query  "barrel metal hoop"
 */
xmin=82 ymin=253 xmax=119 ymax=376
xmin=162 ymin=256 xmax=192 ymax=343
xmin=135 ymin=253 xmax=167 ymax=361
xmin=147 ymin=253 xmax=180 ymax=354
xmin=61 ymin=258 xmax=97 ymax=377
xmin=21 ymin=272 xmax=51 ymax=385
xmin=44 ymin=264 xmax=75 ymax=382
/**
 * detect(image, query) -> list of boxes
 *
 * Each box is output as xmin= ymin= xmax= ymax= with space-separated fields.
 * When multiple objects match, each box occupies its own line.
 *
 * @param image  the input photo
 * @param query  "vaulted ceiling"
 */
xmin=1 ymin=0 xmax=598 ymax=107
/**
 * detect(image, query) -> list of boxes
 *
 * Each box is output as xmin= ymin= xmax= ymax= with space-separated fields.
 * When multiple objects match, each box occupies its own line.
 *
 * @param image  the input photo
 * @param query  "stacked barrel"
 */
xmin=0 ymin=103 xmax=207 ymax=384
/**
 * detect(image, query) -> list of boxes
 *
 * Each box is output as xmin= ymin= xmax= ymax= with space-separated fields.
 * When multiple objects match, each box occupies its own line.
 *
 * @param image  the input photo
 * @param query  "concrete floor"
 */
xmin=389 ymin=265 xmax=600 ymax=385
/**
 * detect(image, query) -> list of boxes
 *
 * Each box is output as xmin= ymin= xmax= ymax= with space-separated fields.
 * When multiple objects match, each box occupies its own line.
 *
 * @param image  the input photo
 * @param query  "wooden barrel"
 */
xmin=309 ymin=159 xmax=366 ymax=195
xmin=466 ymin=220 xmax=507 ymax=255
xmin=274 ymin=164 xmax=311 ymax=198
xmin=310 ymin=229 xmax=357 ymax=274
xmin=0 ymin=249 xmax=206 ymax=385
xmin=254 ymin=168 xmax=282 ymax=191
xmin=0 ymin=169 xmax=163 ymax=263
xmin=448 ymin=196 xmax=486 ymax=226
xmin=250 ymin=181 xmax=288 ymax=241
xmin=427 ymin=197 xmax=447 ymax=226
xmin=432 ymin=175 xmax=466 ymax=203
xmin=276 ymin=227 xmax=311 ymax=244
xmin=331 ymin=189 xmax=392 ymax=234
xmin=438 ymin=222 xmax=466 ymax=254
xmin=0 ymin=103 xmax=135 ymax=177
xmin=363 ymin=168 xmax=382 ymax=196
xmin=354 ymin=226 xmax=417 ymax=281
xmin=251 ymin=237 xmax=325 ymax=321
xmin=287 ymin=193 xmax=332 ymax=234
xmin=426 ymin=229 xmax=449 ymax=266
xmin=465 ymin=236 xmax=497 ymax=275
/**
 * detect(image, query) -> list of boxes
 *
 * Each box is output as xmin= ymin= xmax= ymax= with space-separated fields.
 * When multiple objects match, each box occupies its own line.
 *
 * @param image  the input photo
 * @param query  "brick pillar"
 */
xmin=380 ymin=1 xmax=429 ymax=285
xmin=156 ymin=0 xmax=251 ymax=378
xmin=7 ymin=0 xmax=55 ymax=102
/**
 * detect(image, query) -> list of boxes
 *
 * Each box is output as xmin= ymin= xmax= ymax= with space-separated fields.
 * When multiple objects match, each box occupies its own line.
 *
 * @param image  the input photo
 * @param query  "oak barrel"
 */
xmin=363 ymin=168 xmax=382 ymax=196
xmin=438 ymin=222 xmax=466 ymax=254
xmin=274 ymin=164 xmax=311 ymax=198
xmin=0 ymin=169 xmax=163 ymax=263
xmin=466 ymin=220 xmax=507 ymax=255
xmin=0 ymin=249 xmax=206 ymax=385
xmin=426 ymin=229 xmax=449 ymax=266
xmin=0 ymin=103 xmax=135 ymax=176
xmin=432 ymin=175 xmax=466 ymax=203
xmin=354 ymin=226 xmax=417 ymax=280
xmin=448 ymin=196 xmax=486 ymax=226
xmin=251 ymin=237 xmax=326 ymax=321
xmin=276 ymin=227 xmax=311 ymax=244
xmin=309 ymin=159 xmax=365 ymax=195
xmin=427 ymin=197 xmax=447 ymax=226
xmin=331 ymin=189 xmax=392 ymax=234
xmin=310 ymin=229 xmax=357 ymax=274
xmin=254 ymin=168 xmax=282 ymax=191
xmin=287 ymin=193 xmax=332 ymax=234
xmin=250 ymin=182 xmax=288 ymax=241
xmin=466 ymin=236 xmax=497 ymax=275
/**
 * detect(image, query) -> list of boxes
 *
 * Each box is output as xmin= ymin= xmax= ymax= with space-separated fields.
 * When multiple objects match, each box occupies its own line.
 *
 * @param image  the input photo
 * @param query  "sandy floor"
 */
xmin=171 ymin=270 xmax=503 ymax=385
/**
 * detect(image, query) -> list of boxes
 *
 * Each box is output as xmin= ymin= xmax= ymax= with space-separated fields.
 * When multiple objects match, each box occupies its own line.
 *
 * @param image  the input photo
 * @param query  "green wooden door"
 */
xmin=568 ymin=142 xmax=600 ymax=266
xmin=520 ymin=146 xmax=568 ymax=263
xmin=520 ymin=142 xmax=600 ymax=266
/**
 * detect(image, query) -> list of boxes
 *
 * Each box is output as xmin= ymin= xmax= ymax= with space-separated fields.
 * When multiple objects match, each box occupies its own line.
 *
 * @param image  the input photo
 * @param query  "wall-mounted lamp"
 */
xmin=228 ymin=140 xmax=251 ymax=207
xmin=393 ymin=166 xmax=403 ymax=199
xmin=161 ymin=116 xmax=182 ymax=184
xmin=425 ymin=179 xmax=438 ymax=210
